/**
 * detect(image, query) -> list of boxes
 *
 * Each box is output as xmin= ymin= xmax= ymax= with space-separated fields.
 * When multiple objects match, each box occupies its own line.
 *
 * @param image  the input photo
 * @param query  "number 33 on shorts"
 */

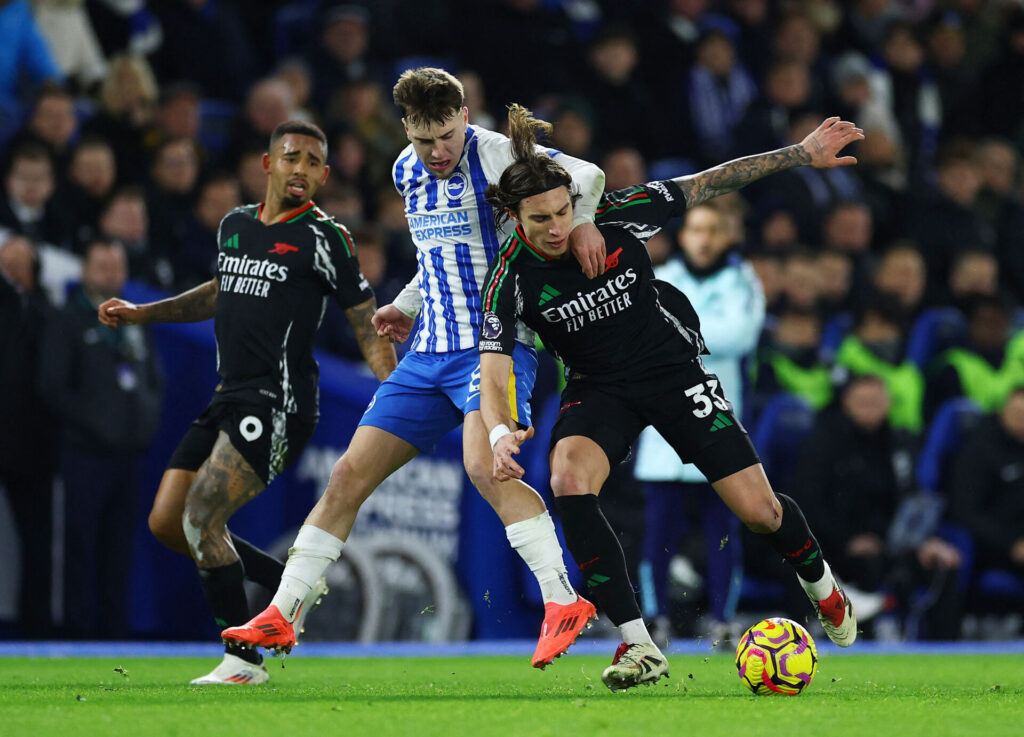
xmin=684 ymin=379 xmax=730 ymax=418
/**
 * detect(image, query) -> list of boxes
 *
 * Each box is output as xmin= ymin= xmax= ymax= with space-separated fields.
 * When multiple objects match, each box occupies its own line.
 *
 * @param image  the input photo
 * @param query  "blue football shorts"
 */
xmin=358 ymin=342 xmax=538 ymax=453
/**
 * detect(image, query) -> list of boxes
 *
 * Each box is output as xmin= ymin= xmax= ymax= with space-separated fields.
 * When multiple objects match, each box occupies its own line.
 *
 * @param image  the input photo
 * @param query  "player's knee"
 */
xmin=323 ymin=454 xmax=369 ymax=506
xmin=550 ymin=469 xmax=587 ymax=497
xmin=738 ymin=497 xmax=782 ymax=534
xmin=463 ymin=453 xmax=494 ymax=493
xmin=148 ymin=507 xmax=186 ymax=550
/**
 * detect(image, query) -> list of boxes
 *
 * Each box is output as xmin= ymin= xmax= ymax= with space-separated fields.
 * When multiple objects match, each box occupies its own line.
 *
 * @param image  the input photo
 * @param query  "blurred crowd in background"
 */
xmin=1 ymin=0 xmax=1022 ymax=641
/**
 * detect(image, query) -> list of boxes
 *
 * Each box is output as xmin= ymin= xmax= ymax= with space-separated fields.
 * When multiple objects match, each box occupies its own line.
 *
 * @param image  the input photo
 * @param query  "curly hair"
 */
xmin=484 ymin=104 xmax=578 ymax=228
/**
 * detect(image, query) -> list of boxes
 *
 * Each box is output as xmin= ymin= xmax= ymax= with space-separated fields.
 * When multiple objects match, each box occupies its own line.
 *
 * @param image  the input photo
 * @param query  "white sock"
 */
xmin=271 ymin=525 xmax=344 ymax=622
xmin=505 ymin=511 xmax=577 ymax=606
xmin=798 ymin=560 xmax=835 ymax=601
xmin=619 ymin=618 xmax=654 ymax=646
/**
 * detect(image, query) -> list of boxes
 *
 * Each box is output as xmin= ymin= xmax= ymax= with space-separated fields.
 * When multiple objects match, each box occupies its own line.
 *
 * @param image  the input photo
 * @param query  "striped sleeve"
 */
xmin=479 ymin=237 xmax=520 ymax=356
xmin=309 ymin=215 xmax=373 ymax=309
xmin=544 ymin=147 xmax=605 ymax=228
xmin=596 ymin=180 xmax=688 ymax=224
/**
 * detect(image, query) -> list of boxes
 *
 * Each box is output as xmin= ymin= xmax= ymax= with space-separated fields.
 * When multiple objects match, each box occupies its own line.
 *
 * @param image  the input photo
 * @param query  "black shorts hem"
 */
xmin=693 ymin=432 xmax=761 ymax=483
xmin=166 ymin=398 xmax=316 ymax=485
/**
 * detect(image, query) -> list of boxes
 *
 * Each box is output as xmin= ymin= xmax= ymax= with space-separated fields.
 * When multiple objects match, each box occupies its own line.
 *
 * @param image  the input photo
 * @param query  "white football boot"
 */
xmin=811 ymin=577 xmax=857 ymax=647
xmin=601 ymin=642 xmax=670 ymax=692
xmin=189 ymin=653 xmax=269 ymax=685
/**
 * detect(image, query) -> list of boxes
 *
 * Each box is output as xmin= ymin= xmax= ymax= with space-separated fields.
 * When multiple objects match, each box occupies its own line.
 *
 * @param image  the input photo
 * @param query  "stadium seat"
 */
xmin=914 ymin=397 xmax=982 ymax=494
xmin=1013 ymin=308 xmax=1024 ymax=331
xmin=906 ymin=308 xmax=967 ymax=371
xmin=749 ymin=393 xmax=815 ymax=490
xmin=198 ymin=99 xmax=238 ymax=158
xmin=820 ymin=312 xmax=852 ymax=361
xmin=647 ymin=157 xmax=696 ymax=182
xmin=976 ymin=570 xmax=1024 ymax=598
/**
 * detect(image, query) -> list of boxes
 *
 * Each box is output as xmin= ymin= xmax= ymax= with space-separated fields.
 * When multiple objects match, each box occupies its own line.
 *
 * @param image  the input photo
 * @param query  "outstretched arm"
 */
xmin=675 ymin=117 xmax=864 ymax=208
xmin=346 ymin=295 xmax=398 ymax=381
xmin=98 ymin=278 xmax=219 ymax=327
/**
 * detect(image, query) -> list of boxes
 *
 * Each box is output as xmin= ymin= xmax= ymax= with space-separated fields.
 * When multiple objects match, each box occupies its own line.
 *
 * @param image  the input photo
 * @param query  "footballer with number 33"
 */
xmin=479 ymin=106 xmax=864 ymax=692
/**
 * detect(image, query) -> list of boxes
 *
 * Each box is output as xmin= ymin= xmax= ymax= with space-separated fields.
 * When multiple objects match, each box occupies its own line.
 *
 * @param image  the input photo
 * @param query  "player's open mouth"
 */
xmin=428 ymin=160 xmax=450 ymax=172
xmin=548 ymin=236 xmax=567 ymax=249
xmin=287 ymin=180 xmax=308 ymax=197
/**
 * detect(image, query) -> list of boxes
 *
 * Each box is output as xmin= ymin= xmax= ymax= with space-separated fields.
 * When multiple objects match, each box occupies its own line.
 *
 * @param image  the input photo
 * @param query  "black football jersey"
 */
xmin=213 ymin=201 xmax=373 ymax=419
xmin=480 ymin=181 xmax=706 ymax=382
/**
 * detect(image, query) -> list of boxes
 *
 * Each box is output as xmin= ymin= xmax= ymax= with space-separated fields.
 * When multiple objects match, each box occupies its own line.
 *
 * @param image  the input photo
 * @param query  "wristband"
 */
xmin=489 ymin=424 xmax=513 ymax=450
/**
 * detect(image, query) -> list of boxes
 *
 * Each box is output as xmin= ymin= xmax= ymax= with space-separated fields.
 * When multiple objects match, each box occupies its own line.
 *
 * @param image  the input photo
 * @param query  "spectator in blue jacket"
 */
xmin=0 ymin=0 xmax=61 ymax=108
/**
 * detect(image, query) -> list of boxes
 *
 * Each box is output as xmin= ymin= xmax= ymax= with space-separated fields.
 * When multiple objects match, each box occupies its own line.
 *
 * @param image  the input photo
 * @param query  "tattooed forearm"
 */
xmin=346 ymin=296 xmax=398 ymax=381
xmin=145 ymin=279 xmax=219 ymax=323
xmin=675 ymin=145 xmax=812 ymax=207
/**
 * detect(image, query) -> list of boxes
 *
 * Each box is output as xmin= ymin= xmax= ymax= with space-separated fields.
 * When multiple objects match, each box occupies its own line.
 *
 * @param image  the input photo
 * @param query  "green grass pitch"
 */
xmin=1 ymin=654 xmax=1020 ymax=737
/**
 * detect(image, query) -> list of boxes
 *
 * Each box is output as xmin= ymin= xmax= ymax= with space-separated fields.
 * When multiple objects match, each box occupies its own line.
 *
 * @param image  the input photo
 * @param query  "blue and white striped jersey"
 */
xmin=392 ymin=125 xmax=604 ymax=353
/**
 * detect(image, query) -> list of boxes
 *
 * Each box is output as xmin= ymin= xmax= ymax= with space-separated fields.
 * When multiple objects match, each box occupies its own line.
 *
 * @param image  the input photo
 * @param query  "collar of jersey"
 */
xmin=255 ymin=200 xmax=316 ymax=224
xmin=512 ymin=225 xmax=557 ymax=261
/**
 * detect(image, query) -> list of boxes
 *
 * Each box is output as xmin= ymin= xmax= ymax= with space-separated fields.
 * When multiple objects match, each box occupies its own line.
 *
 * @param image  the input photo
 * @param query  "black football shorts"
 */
xmin=167 ymin=395 xmax=316 ymax=485
xmin=549 ymin=359 xmax=760 ymax=483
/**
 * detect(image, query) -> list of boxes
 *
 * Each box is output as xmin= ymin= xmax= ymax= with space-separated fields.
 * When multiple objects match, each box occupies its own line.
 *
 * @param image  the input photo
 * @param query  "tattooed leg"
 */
xmin=183 ymin=431 xmax=266 ymax=569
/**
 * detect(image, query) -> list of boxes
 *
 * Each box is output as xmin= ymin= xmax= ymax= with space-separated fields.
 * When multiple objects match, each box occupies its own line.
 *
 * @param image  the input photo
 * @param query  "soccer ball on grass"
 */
xmin=734 ymin=617 xmax=818 ymax=695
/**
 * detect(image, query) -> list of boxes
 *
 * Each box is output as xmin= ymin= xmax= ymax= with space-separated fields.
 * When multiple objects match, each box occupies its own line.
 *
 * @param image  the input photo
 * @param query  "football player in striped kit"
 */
xmin=224 ymin=68 xmax=606 ymax=667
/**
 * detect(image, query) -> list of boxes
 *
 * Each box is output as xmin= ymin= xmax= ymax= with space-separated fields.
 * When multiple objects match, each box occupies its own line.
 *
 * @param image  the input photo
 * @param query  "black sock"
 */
xmin=553 ymin=494 xmax=642 ymax=626
xmin=761 ymin=493 xmax=826 ymax=583
xmin=197 ymin=561 xmax=262 ymax=665
xmin=229 ymin=532 xmax=284 ymax=590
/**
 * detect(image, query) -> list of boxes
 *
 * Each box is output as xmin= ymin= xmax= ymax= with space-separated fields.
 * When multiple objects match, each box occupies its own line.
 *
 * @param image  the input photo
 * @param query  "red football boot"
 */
xmin=532 ymin=595 xmax=597 ymax=669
